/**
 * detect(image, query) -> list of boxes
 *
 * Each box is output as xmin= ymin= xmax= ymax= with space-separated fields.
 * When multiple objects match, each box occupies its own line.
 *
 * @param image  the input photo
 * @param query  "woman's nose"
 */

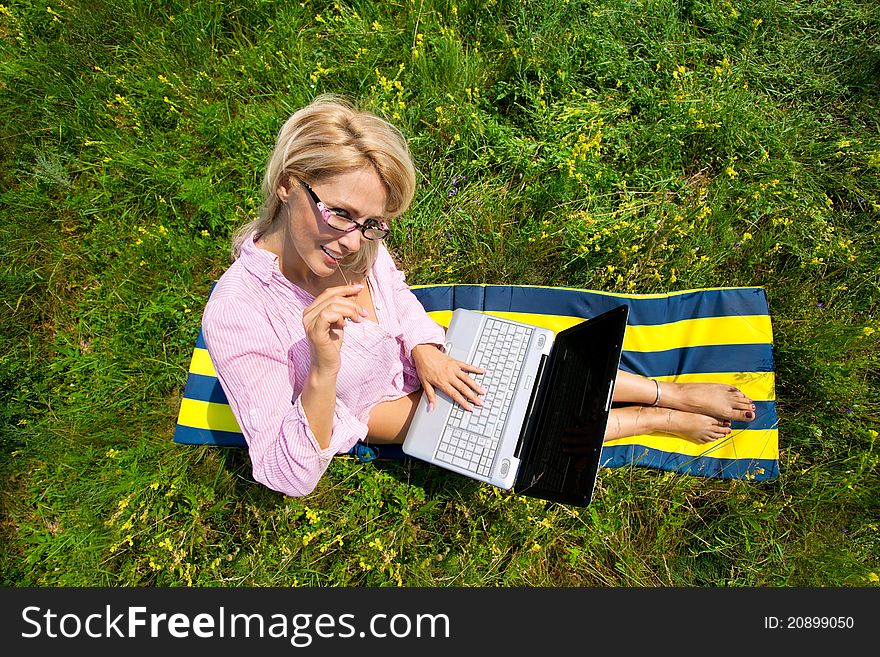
xmin=338 ymin=229 xmax=363 ymax=253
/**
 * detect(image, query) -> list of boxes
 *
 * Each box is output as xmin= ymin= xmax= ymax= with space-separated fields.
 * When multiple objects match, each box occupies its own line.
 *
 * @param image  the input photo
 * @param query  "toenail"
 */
xmin=746 ymin=411 xmax=754 ymax=419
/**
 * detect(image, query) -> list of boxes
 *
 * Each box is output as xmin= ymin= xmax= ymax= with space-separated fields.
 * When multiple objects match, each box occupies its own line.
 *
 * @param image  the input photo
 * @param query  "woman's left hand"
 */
xmin=411 ymin=344 xmax=485 ymax=412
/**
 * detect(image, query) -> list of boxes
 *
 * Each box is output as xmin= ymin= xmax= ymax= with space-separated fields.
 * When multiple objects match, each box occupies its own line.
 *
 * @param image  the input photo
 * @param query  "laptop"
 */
xmin=403 ymin=304 xmax=628 ymax=506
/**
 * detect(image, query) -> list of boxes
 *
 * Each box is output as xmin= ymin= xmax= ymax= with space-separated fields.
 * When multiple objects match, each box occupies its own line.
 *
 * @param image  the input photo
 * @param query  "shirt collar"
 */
xmin=239 ymin=231 xmax=281 ymax=286
xmin=239 ymin=232 xmax=315 ymax=303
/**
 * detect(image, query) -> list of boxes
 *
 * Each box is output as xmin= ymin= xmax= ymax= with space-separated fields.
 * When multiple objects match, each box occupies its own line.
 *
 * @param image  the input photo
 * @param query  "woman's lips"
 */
xmin=321 ymin=245 xmax=344 ymax=263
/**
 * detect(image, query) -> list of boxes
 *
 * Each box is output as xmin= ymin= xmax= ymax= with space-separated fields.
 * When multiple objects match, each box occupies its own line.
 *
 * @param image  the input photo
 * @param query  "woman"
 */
xmin=203 ymin=95 xmax=755 ymax=498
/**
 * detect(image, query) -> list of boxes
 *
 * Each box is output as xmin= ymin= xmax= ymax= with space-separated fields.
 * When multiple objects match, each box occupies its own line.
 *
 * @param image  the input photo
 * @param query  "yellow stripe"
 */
xmin=657 ymin=372 xmax=776 ymax=402
xmin=177 ymin=385 xmax=777 ymax=462
xmin=604 ymin=428 xmax=778 ymax=460
xmin=189 ymin=347 xmax=217 ymax=377
xmin=624 ymin=315 xmax=773 ymax=351
xmin=427 ymin=310 xmax=580 ymax=333
xmin=178 ymin=398 xmax=242 ymax=433
xmin=428 ymin=310 xmax=773 ymax=349
xmin=427 ymin=311 xmax=776 ymax=401
xmin=427 ymin=310 xmax=454 ymax=327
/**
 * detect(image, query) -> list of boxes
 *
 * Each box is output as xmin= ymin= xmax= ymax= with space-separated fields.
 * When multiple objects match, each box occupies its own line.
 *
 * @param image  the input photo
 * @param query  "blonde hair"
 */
xmin=231 ymin=95 xmax=416 ymax=279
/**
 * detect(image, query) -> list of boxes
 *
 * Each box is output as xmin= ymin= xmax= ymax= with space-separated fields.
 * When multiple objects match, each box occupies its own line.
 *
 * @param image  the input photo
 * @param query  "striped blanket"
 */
xmin=174 ymin=285 xmax=778 ymax=481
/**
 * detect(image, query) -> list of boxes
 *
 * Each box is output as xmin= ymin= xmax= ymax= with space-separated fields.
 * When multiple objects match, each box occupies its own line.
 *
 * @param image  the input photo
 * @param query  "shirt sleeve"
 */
xmin=378 ymin=246 xmax=447 ymax=356
xmin=202 ymin=289 xmax=368 ymax=497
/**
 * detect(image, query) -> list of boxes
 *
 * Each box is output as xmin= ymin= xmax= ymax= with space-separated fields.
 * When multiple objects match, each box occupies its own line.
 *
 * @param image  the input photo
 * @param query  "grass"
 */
xmin=1 ymin=0 xmax=878 ymax=587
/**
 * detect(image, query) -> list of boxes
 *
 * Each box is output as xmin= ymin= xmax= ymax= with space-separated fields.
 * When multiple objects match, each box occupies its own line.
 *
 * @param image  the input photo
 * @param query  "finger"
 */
xmin=313 ymin=283 xmax=365 ymax=301
xmin=456 ymin=370 xmax=487 ymax=396
xmin=453 ymin=374 xmax=485 ymax=405
xmin=323 ymin=304 xmax=364 ymax=330
xmin=453 ymin=377 xmax=485 ymax=407
xmin=305 ymin=308 xmax=346 ymax=334
xmin=308 ymin=291 xmax=364 ymax=313
xmin=440 ymin=382 xmax=473 ymax=412
xmin=422 ymin=382 xmax=437 ymax=413
xmin=449 ymin=378 xmax=482 ymax=410
xmin=309 ymin=298 xmax=367 ymax=324
xmin=305 ymin=288 xmax=369 ymax=321
xmin=457 ymin=361 xmax=486 ymax=374
xmin=307 ymin=309 xmax=347 ymax=335
xmin=307 ymin=301 xmax=363 ymax=336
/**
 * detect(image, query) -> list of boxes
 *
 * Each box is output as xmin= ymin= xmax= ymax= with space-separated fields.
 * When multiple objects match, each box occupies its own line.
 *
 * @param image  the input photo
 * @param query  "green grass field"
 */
xmin=1 ymin=0 xmax=878 ymax=586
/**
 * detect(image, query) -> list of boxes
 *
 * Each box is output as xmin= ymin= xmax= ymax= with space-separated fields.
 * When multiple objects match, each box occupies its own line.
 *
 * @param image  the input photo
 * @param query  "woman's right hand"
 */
xmin=302 ymin=284 xmax=368 ymax=374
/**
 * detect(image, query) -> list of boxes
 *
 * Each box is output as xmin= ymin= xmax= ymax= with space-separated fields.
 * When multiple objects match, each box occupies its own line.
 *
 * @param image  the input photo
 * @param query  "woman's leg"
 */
xmin=366 ymin=371 xmax=756 ymax=446
xmin=604 ymin=405 xmax=732 ymax=444
xmin=366 ymin=390 xmax=421 ymax=444
xmin=613 ymin=370 xmax=755 ymax=422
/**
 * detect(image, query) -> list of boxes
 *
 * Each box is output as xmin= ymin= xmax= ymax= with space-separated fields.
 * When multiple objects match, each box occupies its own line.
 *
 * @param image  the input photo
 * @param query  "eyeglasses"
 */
xmin=301 ymin=182 xmax=389 ymax=240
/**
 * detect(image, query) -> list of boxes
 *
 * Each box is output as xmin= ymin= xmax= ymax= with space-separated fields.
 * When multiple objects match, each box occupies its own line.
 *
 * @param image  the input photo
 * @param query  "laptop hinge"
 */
xmin=514 ymin=353 xmax=549 ymax=459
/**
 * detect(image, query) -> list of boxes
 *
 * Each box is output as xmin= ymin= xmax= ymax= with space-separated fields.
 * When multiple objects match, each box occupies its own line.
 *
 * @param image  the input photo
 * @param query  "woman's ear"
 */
xmin=277 ymin=174 xmax=292 ymax=201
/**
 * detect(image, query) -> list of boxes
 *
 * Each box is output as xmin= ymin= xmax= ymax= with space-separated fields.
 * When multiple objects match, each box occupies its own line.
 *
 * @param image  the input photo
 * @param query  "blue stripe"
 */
xmin=412 ymin=285 xmax=769 ymax=326
xmin=620 ymin=343 xmax=775 ymax=377
xmin=188 ymin=344 xmax=774 ymax=393
xmin=345 ymin=442 xmax=409 ymax=461
xmin=173 ymin=426 xmax=778 ymax=479
xmin=198 ymin=287 xmax=770 ymax=353
xmin=174 ymin=423 xmax=410 ymax=461
xmin=600 ymin=445 xmax=779 ymax=480
xmin=183 ymin=372 xmax=229 ymax=404
xmin=174 ymin=424 xmax=246 ymax=447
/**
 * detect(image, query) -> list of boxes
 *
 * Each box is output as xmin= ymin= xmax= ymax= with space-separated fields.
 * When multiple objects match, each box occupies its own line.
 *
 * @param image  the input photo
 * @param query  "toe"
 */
xmin=728 ymin=408 xmax=753 ymax=422
xmin=729 ymin=388 xmax=751 ymax=402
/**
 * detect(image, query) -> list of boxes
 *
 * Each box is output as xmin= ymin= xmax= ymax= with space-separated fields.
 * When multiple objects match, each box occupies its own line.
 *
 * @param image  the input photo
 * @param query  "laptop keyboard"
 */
xmin=435 ymin=316 xmax=532 ymax=476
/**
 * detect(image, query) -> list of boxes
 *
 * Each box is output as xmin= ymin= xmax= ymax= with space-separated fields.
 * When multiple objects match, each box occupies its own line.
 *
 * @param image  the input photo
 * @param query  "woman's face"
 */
xmin=276 ymin=167 xmax=388 ymax=287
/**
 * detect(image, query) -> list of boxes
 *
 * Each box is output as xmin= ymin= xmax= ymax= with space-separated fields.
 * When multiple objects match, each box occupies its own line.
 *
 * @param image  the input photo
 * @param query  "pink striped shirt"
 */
xmin=202 ymin=233 xmax=446 ymax=497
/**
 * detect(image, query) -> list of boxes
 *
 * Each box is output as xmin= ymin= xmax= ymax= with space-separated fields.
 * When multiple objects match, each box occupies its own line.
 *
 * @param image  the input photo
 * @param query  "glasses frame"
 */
xmin=301 ymin=181 xmax=389 ymax=241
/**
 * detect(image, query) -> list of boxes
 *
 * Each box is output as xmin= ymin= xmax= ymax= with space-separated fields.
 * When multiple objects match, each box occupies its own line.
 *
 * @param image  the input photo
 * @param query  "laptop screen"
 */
xmin=514 ymin=304 xmax=628 ymax=506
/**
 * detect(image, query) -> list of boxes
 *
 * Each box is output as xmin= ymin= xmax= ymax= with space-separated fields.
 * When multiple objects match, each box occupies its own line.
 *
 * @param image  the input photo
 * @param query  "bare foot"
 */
xmin=603 ymin=405 xmax=734 ymax=445
xmin=660 ymin=382 xmax=755 ymax=423
xmin=656 ymin=408 xmax=733 ymax=444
